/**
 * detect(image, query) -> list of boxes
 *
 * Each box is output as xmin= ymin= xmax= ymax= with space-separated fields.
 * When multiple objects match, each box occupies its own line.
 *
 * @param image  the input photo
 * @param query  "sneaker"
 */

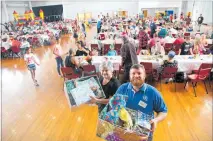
xmin=34 ymin=82 xmax=39 ymax=86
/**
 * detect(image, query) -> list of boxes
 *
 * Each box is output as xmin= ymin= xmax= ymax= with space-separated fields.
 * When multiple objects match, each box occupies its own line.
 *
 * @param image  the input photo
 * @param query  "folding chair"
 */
xmin=172 ymin=34 xmax=176 ymax=38
xmin=173 ymin=44 xmax=181 ymax=55
xmin=82 ymin=65 xmax=97 ymax=77
xmin=99 ymin=33 xmax=105 ymax=40
xmin=102 ymin=44 xmax=110 ymax=55
xmin=11 ymin=46 xmax=21 ymax=58
xmin=191 ymin=63 xmax=213 ymax=88
xmin=184 ymin=32 xmax=190 ymax=37
xmin=91 ymin=44 xmax=99 ymax=51
xmin=160 ymin=67 xmax=178 ymax=92
xmin=1 ymin=47 xmax=9 ymax=58
xmin=140 ymin=62 xmax=154 ymax=83
xmin=164 ymin=43 xmax=173 ymax=54
xmin=184 ymin=64 xmax=212 ymax=97
xmin=61 ymin=67 xmax=81 ymax=82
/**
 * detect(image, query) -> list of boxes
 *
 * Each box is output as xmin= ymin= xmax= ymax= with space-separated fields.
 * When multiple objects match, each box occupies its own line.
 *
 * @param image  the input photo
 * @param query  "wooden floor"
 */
xmin=1 ymin=26 xmax=213 ymax=141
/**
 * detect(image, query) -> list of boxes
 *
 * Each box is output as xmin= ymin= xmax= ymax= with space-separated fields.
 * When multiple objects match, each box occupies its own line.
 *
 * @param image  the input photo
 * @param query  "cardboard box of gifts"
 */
xmin=97 ymin=94 xmax=152 ymax=141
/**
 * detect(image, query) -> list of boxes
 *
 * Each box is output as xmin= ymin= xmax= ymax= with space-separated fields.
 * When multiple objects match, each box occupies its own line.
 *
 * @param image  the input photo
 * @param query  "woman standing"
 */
xmin=24 ymin=47 xmax=40 ymax=86
xmin=53 ymin=39 xmax=64 ymax=76
xmin=73 ymin=27 xmax=78 ymax=44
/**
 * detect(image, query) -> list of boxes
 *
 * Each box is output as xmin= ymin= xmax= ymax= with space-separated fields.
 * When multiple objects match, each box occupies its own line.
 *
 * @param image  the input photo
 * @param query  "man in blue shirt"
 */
xmin=115 ymin=64 xmax=168 ymax=141
xmin=97 ymin=19 xmax=102 ymax=33
xmin=150 ymin=19 xmax=157 ymax=38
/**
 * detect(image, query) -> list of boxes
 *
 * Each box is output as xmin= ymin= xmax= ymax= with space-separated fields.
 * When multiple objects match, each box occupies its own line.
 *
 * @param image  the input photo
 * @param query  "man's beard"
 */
xmin=130 ymin=77 xmax=144 ymax=87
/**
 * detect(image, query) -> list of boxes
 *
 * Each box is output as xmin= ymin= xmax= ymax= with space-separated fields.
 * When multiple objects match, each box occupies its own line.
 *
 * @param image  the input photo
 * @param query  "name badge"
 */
xmin=138 ymin=100 xmax=147 ymax=108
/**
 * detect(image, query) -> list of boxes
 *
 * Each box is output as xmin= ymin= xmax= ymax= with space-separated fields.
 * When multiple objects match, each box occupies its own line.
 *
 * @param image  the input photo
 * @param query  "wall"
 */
xmin=4 ymin=1 xmax=185 ymax=22
xmin=2 ymin=1 xmax=30 ymax=22
xmin=1 ymin=2 xmax=7 ymax=23
xmin=184 ymin=0 xmax=212 ymax=25
xmin=138 ymin=1 xmax=182 ymax=16
xmin=63 ymin=1 xmax=138 ymax=19
xmin=31 ymin=1 xmax=138 ymax=19
xmin=31 ymin=1 xmax=62 ymax=7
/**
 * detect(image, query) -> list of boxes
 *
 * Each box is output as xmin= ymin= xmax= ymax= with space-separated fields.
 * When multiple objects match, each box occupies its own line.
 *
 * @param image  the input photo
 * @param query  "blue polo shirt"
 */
xmin=115 ymin=82 xmax=167 ymax=118
xmin=97 ymin=20 xmax=101 ymax=29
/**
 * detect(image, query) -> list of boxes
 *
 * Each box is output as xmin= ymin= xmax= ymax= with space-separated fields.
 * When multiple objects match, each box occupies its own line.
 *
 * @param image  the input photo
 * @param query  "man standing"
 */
xmin=197 ymin=14 xmax=204 ymax=31
xmin=186 ymin=16 xmax=191 ymax=26
xmin=115 ymin=64 xmax=168 ymax=141
xmin=120 ymin=35 xmax=138 ymax=83
xmin=97 ymin=19 xmax=102 ymax=34
xmin=138 ymin=26 xmax=149 ymax=54
xmin=169 ymin=14 xmax=173 ymax=23
xmin=81 ymin=21 xmax=86 ymax=37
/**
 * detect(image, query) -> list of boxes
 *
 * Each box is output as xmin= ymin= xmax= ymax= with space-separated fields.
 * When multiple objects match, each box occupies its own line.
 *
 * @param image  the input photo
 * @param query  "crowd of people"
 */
xmin=1 ymin=11 xmax=213 ymax=141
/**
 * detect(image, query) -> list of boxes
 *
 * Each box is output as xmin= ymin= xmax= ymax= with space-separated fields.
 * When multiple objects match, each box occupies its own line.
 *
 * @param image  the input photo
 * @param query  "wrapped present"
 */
xmin=98 ymin=94 xmax=152 ymax=141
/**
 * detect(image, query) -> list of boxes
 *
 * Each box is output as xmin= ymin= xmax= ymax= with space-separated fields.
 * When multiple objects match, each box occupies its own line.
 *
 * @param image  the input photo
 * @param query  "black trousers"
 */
xmin=123 ymin=65 xmax=132 ymax=83
xmin=97 ymin=27 xmax=101 ymax=33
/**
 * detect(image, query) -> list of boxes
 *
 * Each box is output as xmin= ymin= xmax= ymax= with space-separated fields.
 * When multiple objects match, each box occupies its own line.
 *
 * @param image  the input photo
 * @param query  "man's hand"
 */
xmin=89 ymin=95 xmax=98 ymax=104
xmin=150 ymin=118 xmax=158 ymax=132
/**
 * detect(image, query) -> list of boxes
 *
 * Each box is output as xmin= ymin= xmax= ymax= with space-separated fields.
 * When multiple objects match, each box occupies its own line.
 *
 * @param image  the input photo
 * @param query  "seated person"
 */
xmin=99 ymin=29 xmax=106 ymax=40
xmin=200 ymin=34 xmax=208 ymax=47
xmin=75 ymin=41 xmax=89 ymax=56
xmin=154 ymin=51 xmax=178 ymax=82
xmin=89 ymin=61 xmax=121 ymax=110
xmin=158 ymin=25 xmax=168 ymax=38
xmin=164 ymin=31 xmax=175 ymax=44
xmin=173 ymin=33 xmax=185 ymax=45
xmin=20 ymin=38 xmax=30 ymax=56
xmin=151 ymin=39 xmax=165 ymax=55
xmin=170 ymin=27 xmax=178 ymax=35
xmin=2 ymin=38 xmax=11 ymax=50
xmin=11 ymin=37 xmax=21 ymax=48
xmin=193 ymin=39 xmax=206 ymax=55
xmin=65 ymin=48 xmax=81 ymax=73
xmin=187 ymin=24 xmax=193 ymax=32
xmin=90 ymin=48 xmax=99 ymax=56
xmin=179 ymin=36 xmax=193 ymax=55
xmin=148 ymin=33 xmax=158 ymax=48
xmin=107 ymin=44 xmax=117 ymax=56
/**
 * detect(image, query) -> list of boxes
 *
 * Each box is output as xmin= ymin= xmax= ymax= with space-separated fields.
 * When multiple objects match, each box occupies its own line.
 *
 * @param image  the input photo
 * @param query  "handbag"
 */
xmin=174 ymin=72 xmax=185 ymax=83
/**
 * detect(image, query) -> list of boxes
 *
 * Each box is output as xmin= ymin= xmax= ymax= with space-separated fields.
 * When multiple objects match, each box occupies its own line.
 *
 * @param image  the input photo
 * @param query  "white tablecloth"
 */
xmin=91 ymin=55 xmax=213 ymax=73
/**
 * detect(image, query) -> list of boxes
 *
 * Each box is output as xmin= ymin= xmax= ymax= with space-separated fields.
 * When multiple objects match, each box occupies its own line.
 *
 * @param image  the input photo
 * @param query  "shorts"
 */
xmin=28 ymin=64 xmax=36 ymax=70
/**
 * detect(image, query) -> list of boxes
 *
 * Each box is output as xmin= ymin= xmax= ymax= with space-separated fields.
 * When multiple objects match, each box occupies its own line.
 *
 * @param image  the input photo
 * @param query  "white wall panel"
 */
xmin=4 ymin=1 xmax=29 ymax=22
xmin=63 ymin=1 xmax=138 ymax=19
xmin=184 ymin=0 xmax=212 ymax=25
